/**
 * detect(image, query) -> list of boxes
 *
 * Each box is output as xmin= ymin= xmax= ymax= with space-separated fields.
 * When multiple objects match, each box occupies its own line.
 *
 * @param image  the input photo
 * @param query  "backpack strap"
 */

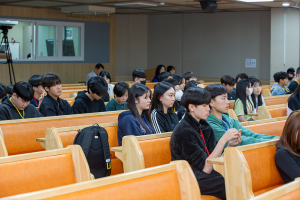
xmin=80 ymin=129 xmax=94 ymax=158
xmin=99 ymin=127 xmax=111 ymax=176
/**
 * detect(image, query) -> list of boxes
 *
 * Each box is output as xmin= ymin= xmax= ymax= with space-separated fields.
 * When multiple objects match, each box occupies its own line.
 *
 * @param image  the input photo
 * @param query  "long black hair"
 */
xmin=155 ymin=65 xmax=165 ymax=76
xmin=250 ymin=78 xmax=263 ymax=109
xmin=235 ymin=79 xmax=251 ymax=115
xmin=150 ymin=82 xmax=175 ymax=114
xmin=288 ymin=85 xmax=300 ymax=102
xmin=126 ymin=84 xmax=155 ymax=135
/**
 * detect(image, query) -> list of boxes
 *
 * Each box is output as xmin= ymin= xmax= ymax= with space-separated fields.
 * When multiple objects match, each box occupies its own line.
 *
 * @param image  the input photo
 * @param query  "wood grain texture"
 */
xmin=70 ymin=145 xmax=91 ymax=182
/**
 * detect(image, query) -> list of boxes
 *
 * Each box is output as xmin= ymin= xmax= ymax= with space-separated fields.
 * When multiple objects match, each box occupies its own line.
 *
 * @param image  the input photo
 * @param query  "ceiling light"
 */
xmin=239 ymin=0 xmax=273 ymax=2
xmin=115 ymin=3 xmax=157 ymax=7
xmin=282 ymin=3 xmax=290 ymax=6
xmin=160 ymin=2 xmax=165 ymax=5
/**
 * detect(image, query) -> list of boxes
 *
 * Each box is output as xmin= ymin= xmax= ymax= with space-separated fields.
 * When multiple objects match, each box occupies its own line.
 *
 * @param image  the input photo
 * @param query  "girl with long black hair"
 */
xmin=150 ymin=82 xmax=179 ymax=133
xmin=117 ymin=84 xmax=155 ymax=145
xmin=152 ymin=65 xmax=166 ymax=82
xmin=234 ymin=79 xmax=255 ymax=122
xmin=250 ymin=78 xmax=265 ymax=112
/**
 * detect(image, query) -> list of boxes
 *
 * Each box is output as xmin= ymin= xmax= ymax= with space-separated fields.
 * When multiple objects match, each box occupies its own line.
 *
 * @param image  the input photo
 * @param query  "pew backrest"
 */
xmin=122 ymin=132 xmax=172 ymax=173
xmin=0 ymin=145 xmax=91 ymax=198
xmin=224 ymin=139 xmax=284 ymax=200
xmin=45 ymin=122 xmax=122 ymax=175
xmin=2 ymin=161 xmax=201 ymax=200
xmin=245 ymin=120 xmax=286 ymax=136
xmin=0 ymin=111 xmax=123 ymax=156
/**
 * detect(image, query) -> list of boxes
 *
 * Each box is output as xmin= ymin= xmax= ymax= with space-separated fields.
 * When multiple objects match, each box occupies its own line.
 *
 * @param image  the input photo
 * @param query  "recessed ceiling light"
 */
xmin=239 ymin=0 xmax=273 ymax=2
xmin=282 ymin=3 xmax=290 ymax=6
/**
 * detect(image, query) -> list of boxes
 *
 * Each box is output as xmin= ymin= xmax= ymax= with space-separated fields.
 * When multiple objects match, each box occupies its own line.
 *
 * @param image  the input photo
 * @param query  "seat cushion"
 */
xmin=201 ymin=195 xmax=222 ymax=200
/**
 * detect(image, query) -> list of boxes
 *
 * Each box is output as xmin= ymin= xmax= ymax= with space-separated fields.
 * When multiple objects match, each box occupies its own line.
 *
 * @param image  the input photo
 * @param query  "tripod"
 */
xmin=0 ymin=26 xmax=16 ymax=84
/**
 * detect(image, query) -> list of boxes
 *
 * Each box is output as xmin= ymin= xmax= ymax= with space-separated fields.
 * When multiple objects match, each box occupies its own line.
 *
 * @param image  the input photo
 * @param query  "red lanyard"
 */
xmin=246 ymin=100 xmax=253 ymax=114
xmin=200 ymin=130 xmax=210 ymax=156
xmin=33 ymin=97 xmax=38 ymax=107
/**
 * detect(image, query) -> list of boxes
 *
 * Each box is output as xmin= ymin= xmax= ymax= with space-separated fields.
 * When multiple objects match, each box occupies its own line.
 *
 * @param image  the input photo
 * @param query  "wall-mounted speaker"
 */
xmin=200 ymin=1 xmax=218 ymax=12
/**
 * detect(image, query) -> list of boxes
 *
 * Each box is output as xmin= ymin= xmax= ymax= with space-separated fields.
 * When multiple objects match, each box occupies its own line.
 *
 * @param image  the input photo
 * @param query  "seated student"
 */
xmin=164 ymin=78 xmax=182 ymax=107
xmin=99 ymin=71 xmax=114 ymax=102
xmin=206 ymin=84 xmax=277 ymax=146
xmin=158 ymin=72 xmax=172 ymax=82
xmin=28 ymin=75 xmax=45 ymax=107
xmin=220 ymin=75 xmax=235 ymax=100
xmin=287 ymin=85 xmax=300 ymax=115
xmin=6 ymin=84 xmax=14 ymax=95
xmin=183 ymin=71 xmax=197 ymax=83
xmin=228 ymin=73 xmax=249 ymax=100
xmin=250 ymin=78 xmax=265 ymax=112
xmin=271 ymin=71 xmax=290 ymax=96
xmin=152 ymin=65 xmax=165 ymax=82
xmin=72 ymin=76 xmax=107 ymax=114
xmin=106 ymin=82 xmax=129 ymax=111
xmin=150 ymin=82 xmax=179 ymax=133
xmin=287 ymin=67 xmax=295 ymax=86
xmin=167 ymin=65 xmax=175 ymax=74
xmin=275 ymin=111 xmax=300 ymax=183
xmin=117 ymin=84 xmax=155 ymax=146
xmin=172 ymin=74 xmax=185 ymax=91
xmin=234 ymin=79 xmax=255 ymax=122
xmin=0 ymin=81 xmax=43 ymax=120
xmin=170 ymin=87 xmax=241 ymax=200
xmin=288 ymin=67 xmax=300 ymax=93
xmin=39 ymin=72 xmax=72 ymax=117
xmin=177 ymin=80 xmax=203 ymax=121
xmin=0 ymin=84 xmax=7 ymax=103
xmin=86 ymin=63 xmax=104 ymax=85
xmin=132 ymin=68 xmax=147 ymax=85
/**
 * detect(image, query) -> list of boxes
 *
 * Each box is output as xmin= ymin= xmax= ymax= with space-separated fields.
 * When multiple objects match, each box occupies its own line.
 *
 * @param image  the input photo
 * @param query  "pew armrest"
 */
xmin=207 ymin=157 xmax=224 ymax=165
xmin=111 ymin=146 xmax=123 ymax=162
xmin=248 ymin=114 xmax=258 ymax=117
xmin=36 ymin=138 xmax=46 ymax=149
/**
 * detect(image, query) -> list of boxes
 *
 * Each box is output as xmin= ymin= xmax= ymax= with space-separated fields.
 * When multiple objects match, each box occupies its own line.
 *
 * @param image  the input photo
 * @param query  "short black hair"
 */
xmin=6 ymin=84 xmax=14 ymax=95
xmin=273 ymin=71 xmax=289 ymax=82
xmin=87 ymin=76 xmax=108 ymax=97
xmin=0 ymin=84 xmax=7 ymax=99
xmin=28 ymin=75 xmax=42 ymax=87
xmin=184 ymin=80 xmax=200 ymax=91
xmin=181 ymin=87 xmax=211 ymax=112
xmin=155 ymin=65 xmax=165 ymax=76
xmin=296 ymin=67 xmax=300 ymax=75
xmin=114 ymin=82 xmax=129 ymax=97
xmin=42 ymin=72 xmax=61 ymax=89
xmin=205 ymin=84 xmax=228 ymax=100
xmin=13 ymin=81 xmax=34 ymax=102
xmin=132 ymin=68 xmax=147 ymax=81
xmin=99 ymin=71 xmax=111 ymax=82
xmin=172 ymin=74 xmax=184 ymax=85
xmin=163 ymin=78 xmax=179 ymax=87
xmin=287 ymin=67 xmax=295 ymax=74
xmin=183 ymin=71 xmax=196 ymax=81
xmin=236 ymin=73 xmax=249 ymax=83
xmin=167 ymin=65 xmax=175 ymax=72
xmin=220 ymin=75 xmax=235 ymax=86
xmin=0 ymin=83 xmax=6 ymax=92
xmin=158 ymin=72 xmax=171 ymax=82
xmin=95 ymin=63 xmax=104 ymax=70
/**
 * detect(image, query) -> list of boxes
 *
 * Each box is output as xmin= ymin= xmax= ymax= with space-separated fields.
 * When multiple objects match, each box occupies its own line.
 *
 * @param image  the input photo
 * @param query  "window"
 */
xmin=0 ymin=18 xmax=84 ymax=62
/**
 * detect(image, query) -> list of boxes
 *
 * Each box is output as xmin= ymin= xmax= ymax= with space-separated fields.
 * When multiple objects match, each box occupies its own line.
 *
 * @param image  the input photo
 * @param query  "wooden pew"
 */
xmin=228 ymin=109 xmax=238 ymax=120
xmin=229 ymin=95 xmax=290 ymax=109
xmin=250 ymin=105 xmax=287 ymax=120
xmin=223 ymin=139 xmax=284 ymax=200
xmin=2 ymin=161 xmax=208 ymax=200
xmin=62 ymin=83 xmax=84 ymax=87
xmin=244 ymin=120 xmax=286 ymax=136
xmin=61 ymin=89 xmax=83 ymax=99
xmin=111 ymin=132 xmax=172 ymax=173
xmin=38 ymin=122 xmax=123 ymax=175
xmin=0 ymin=111 xmax=123 ymax=156
xmin=251 ymin=178 xmax=300 ymax=200
xmin=0 ymin=145 xmax=92 ymax=198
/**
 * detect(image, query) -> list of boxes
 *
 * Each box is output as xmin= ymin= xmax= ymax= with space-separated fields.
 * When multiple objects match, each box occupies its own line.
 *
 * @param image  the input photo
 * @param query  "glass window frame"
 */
xmin=0 ymin=18 xmax=84 ymax=62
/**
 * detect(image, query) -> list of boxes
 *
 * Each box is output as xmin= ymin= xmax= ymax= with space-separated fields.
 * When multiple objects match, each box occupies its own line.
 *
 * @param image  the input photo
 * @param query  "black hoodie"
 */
xmin=39 ymin=94 xmax=73 ymax=117
xmin=0 ymin=96 xmax=43 ymax=120
xmin=72 ymin=91 xmax=106 ymax=114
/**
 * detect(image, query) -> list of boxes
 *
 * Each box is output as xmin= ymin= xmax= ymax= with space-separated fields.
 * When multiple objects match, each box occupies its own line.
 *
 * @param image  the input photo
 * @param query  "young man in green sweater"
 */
xmin=205 ymin=84 xmax=277 ymax=147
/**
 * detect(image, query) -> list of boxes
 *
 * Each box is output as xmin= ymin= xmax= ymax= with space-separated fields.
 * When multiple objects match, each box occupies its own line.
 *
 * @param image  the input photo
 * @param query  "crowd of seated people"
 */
xmin=1 ymin=62 xmax=300 ymax=200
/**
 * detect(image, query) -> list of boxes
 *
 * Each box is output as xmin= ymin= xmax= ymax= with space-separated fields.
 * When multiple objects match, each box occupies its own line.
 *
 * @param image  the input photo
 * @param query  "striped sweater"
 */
xmin=151 ymin=108 xmax=179 ymax=133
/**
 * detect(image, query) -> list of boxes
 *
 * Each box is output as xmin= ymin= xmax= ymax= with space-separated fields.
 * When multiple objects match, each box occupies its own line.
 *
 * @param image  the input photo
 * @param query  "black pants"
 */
xmin=197 ymin=171 xmax=226 ymax=200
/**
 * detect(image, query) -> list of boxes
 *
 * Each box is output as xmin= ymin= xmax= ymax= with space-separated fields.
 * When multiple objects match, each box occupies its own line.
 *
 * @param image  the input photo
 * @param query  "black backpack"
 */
xmin=73 ymin=124 xmax=111 ymax=178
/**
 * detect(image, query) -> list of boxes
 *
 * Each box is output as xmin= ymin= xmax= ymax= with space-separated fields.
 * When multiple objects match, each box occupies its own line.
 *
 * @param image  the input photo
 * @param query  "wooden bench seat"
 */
xmin=224 ymin=139 xmax=284 ymax=200
xmin=41 ymin=122 xmax=123 ymax=175
xmin=62 ymin=83 xmax=84 ymax=87
xmin=0 ymin=111 xmax=123 ymax=156
xmin=2 ymin=161 xmax=215 ymax=200
xmin=251 ymin=178 xmax=300 ymax=200
xmin=0 ymin=145 xmax=92 ymax=198
xmin=244 ymin=120 xmax=286 ymax=136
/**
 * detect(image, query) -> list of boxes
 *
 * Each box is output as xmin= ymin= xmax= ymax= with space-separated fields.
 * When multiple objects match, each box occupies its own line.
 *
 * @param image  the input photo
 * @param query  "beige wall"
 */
xmin=0 ymin=5 xmax=116 ymax=85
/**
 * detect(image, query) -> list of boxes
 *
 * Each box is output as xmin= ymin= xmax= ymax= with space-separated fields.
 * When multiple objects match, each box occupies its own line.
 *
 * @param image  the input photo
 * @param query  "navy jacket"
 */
xmin=117 ymin=111 xmax=153 ymax=146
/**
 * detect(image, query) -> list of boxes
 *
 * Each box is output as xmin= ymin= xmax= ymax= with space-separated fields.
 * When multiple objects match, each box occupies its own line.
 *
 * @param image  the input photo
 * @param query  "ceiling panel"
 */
xmin=8 ymin=1 xmax=73 ymax=7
